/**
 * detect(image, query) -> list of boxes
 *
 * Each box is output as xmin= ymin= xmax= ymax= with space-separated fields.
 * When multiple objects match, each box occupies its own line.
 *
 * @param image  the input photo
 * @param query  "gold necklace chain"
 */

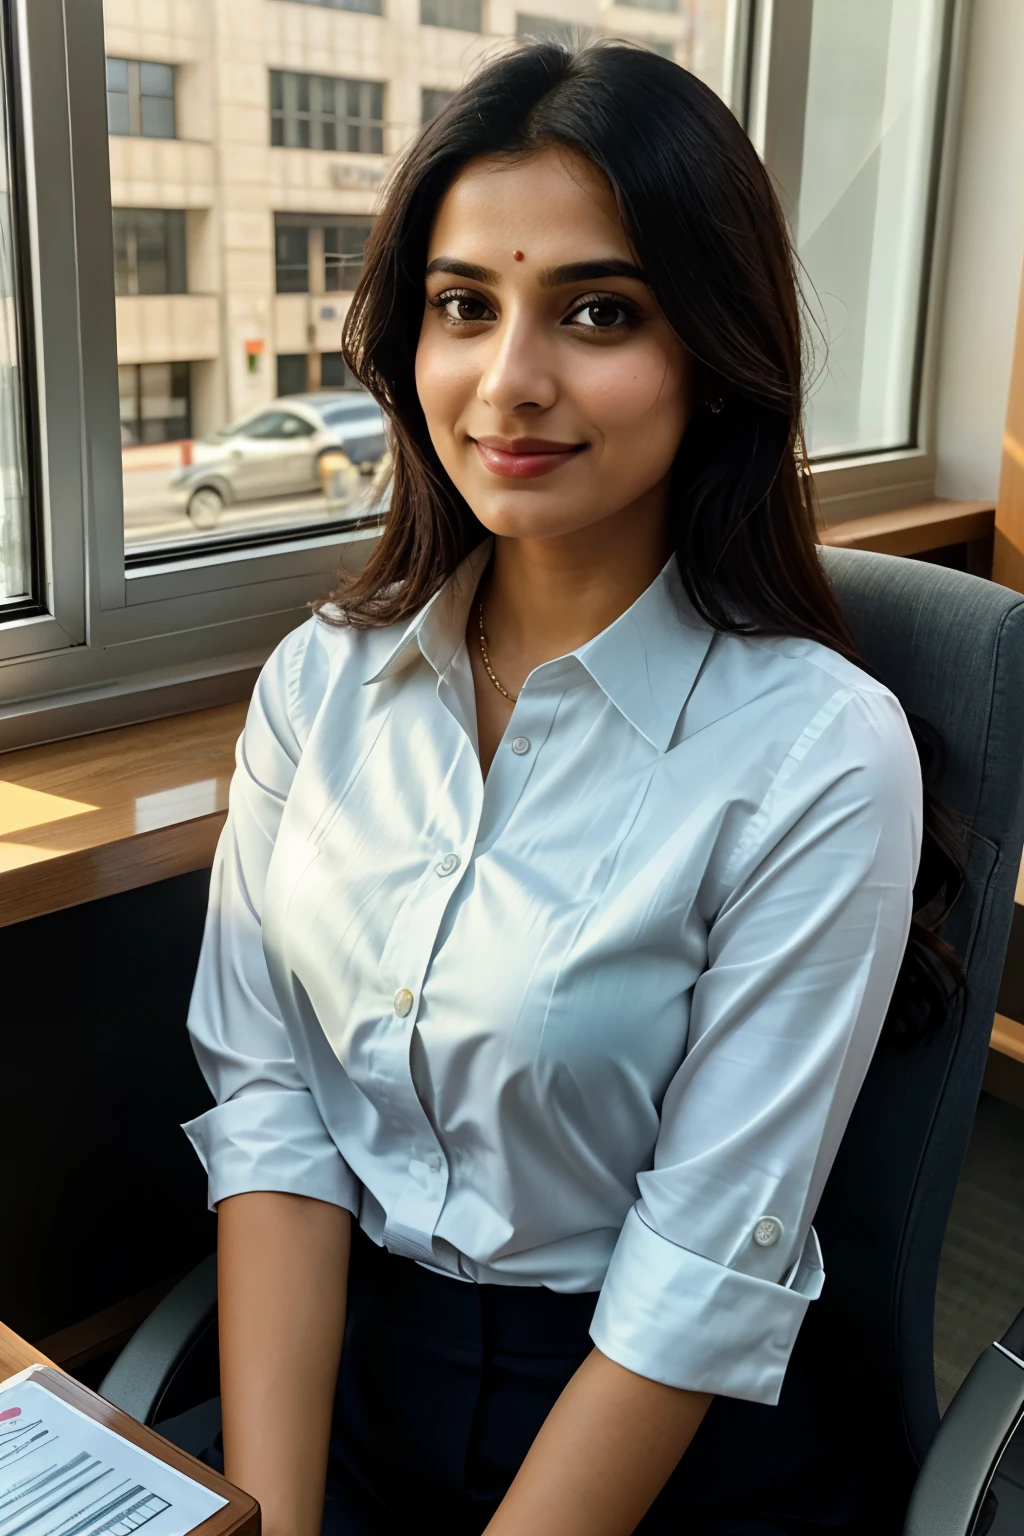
xmin=477 ymin=597 xmax=519 ymax=703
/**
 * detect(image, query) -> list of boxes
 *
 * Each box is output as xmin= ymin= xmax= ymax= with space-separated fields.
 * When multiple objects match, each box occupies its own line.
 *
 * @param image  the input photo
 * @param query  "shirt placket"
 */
xmin=376 ymin=667 xmax=566 ymax=1265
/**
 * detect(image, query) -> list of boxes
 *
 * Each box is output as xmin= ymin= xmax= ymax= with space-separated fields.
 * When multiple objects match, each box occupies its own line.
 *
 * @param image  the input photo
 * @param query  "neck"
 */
xmin=481 ymin=493 xmax=673 ymax=679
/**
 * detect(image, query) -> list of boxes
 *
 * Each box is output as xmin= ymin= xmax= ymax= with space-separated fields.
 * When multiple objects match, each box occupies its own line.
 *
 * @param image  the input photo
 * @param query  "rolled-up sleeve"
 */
xmin=589 ymin=685 xmax=922 ymax=1404
xmin=182 ymin=621 xmax=360 ymax=1215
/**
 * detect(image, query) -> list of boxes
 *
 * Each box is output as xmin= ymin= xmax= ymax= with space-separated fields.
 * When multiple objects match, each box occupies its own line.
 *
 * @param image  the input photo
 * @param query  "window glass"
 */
xmin=113 ymin=210 xmax=187 ymax=297
xmin=797 ymin=0 xmax=949 ymax=458
xmin=106 ymin=0 xmax=737 ymax=557
xmin=0 ymin=28 xmax=31 ymax=613
xmin=420 ymin=0 xmax=483 ymax=31
xmin=107 ymin=59 xmax=176 ymax=140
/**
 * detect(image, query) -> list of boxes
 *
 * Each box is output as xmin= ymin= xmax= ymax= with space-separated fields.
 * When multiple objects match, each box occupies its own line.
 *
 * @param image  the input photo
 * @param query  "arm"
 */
xmin=181 ymin=627 xmax=360 ymax=1527
xmin=489 ymin=687 xmax=922 ymax=1533
xmin=218 ymin=1192 xmax=351 ymax=1536
xmin=485 ymin=1350 xmax=710 ymax=1536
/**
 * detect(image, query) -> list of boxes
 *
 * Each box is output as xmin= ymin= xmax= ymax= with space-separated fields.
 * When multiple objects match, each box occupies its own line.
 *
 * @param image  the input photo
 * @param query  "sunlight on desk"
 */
xmin=0 ymin=781 xmax=96 ymax=836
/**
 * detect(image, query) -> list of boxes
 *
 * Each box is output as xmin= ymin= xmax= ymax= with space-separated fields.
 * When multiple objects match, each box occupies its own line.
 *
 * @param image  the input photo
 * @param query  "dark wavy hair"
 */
xmin=317 ymin=39 xmax=964 ymax=1043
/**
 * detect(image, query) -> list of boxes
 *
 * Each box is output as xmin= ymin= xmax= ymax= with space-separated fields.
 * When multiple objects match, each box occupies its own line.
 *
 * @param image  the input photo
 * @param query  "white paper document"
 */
xmin=0 ymin=1376 xmax=226 ymax=1536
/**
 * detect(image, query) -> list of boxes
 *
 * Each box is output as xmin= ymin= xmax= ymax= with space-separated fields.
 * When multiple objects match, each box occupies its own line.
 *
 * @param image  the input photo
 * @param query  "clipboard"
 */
xmin=0 ymin=1324 xmax=257 ymax=1536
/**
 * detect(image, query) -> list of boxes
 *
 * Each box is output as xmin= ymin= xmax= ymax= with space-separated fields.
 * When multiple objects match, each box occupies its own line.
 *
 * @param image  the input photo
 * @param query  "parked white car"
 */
xmin=171 ymin=391 xmax=387 ymax=528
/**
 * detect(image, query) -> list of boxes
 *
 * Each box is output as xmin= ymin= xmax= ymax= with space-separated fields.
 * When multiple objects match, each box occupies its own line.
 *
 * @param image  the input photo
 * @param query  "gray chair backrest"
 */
xmin=812 ymin=548 xmax=1024 ymax=1521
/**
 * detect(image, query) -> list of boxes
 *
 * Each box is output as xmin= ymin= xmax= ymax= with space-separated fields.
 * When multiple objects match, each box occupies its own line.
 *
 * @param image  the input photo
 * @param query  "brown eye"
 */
xmin=442 ymin=294 xmax=491 ymax=322
xmin=568 ymin=298 xmax=634 ymax=330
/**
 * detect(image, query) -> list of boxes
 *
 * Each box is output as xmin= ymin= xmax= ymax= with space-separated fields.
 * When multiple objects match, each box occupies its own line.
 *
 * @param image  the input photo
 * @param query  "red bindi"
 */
xmin=512 ymin=250 xmax=524 ymax=261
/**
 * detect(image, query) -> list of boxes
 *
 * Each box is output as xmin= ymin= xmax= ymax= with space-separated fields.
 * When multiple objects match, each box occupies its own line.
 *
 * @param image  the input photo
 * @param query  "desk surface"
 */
xmin=0 ymin=1318 xmax=54 ymax=1379
xmin=0 ymin=702 xmax=244 ymax=927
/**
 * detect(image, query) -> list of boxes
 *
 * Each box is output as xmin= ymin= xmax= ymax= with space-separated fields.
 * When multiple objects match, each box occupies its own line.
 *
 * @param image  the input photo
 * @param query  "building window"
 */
xmin=421 ymin=88 xmax=455 ymax=124
xmin=325 ymin=221 xmax=373 ymax=290
xmin=106 ymin=59 xmax=176 ymax=139
xmin=112 ymin=210 xmax=187 ymax=296
xmin=275 ymin=224 xmax=310 ymax=294
xmin=613 ymin=0 xmax=678 ymax=10
xmin=270 ymin=72 xmax=384 ymax=154
xmin=515 ymin=15 xmax=596 ymax=44
xmin=321 ymin=352 xmax=361 ymax=389
xmin=277 ymin=352 xmax=361 ymax=395
xmin=420 ymin=0 xmax=482 ymax=32
xmin=118 ymin=361 xmax=191 ymax=445
xmin=285 ymin=0 xmax=383 ymax=11
xmin=275 ymin=215 xmax=374 ymax=293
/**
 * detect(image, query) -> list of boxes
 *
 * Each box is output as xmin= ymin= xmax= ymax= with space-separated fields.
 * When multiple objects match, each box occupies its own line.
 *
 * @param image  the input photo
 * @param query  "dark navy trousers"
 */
xmin=315 ymin=1226 xmax=861 ymax=1534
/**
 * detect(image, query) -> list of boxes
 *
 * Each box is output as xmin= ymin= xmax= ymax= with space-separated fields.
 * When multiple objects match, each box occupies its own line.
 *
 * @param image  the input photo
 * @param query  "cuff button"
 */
xmin=753 ymin=1215 xmax=784 ymax=1248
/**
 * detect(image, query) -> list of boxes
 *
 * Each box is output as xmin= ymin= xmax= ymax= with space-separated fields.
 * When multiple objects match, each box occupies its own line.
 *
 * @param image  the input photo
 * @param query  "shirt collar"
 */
xmin=574 ymin=554 xmax=713 ymax=752
xmin=363 ymin=539 xmax=493 ymax=687
xmin=364 ymin=540 xmax=714 ymax=753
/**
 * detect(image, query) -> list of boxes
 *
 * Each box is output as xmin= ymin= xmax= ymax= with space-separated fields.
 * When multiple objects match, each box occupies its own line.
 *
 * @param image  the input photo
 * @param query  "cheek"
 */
xmin=415 ymin=328 xmax=474 ymax=436
xmin=575 ymin=342 xmax=690 ymax=445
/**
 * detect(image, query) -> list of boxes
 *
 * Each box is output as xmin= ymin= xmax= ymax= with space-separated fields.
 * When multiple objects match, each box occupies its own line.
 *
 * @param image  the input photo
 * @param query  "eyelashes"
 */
xmin=427 ymin=286 xmax=643 ymax=334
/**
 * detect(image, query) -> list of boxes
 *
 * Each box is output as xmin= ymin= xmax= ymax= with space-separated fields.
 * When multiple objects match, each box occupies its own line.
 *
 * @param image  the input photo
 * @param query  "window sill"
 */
xmin=0 ymin=702 xmax=243 ymax=927
xmin=818 ymin=497 xmax=994 ymax=555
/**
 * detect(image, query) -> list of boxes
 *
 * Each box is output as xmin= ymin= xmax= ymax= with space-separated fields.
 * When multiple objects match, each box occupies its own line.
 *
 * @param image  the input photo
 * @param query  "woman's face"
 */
xmin=415 ymin=147 xmax=693 ymax=544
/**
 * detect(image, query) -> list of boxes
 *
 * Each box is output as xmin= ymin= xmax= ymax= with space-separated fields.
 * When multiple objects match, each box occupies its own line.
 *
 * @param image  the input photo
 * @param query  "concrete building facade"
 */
xmin=103 ymin=0 xmax=730 ymax=444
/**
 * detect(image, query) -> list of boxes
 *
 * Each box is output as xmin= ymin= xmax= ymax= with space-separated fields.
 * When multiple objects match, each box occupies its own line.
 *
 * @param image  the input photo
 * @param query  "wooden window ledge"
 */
xmin=0 ymin=702 xmax=244 ymax=927
xmin=819 ymin=497 xmax=994 ymax=557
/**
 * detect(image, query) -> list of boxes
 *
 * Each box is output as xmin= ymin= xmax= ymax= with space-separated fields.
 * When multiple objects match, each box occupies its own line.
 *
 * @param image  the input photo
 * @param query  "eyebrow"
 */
xmin=424 ymin=256 xmax=648 ymax=286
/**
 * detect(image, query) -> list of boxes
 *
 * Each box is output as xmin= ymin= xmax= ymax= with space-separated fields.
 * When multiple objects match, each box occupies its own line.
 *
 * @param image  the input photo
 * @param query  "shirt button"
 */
xmin=511 ymin=736 xmax=531 ymax=755
xmin=753 ymin=1215 xmax=784 ymax=1248
xmin=434 ymin=852 xmax=461 ymax=877
xmin=393 ymin=988 xmax=414 ymax=1017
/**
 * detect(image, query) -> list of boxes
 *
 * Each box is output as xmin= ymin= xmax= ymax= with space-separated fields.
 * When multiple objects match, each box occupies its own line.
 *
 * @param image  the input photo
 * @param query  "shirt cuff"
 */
xmin=182 ymin=1089 xmax=361 ymax=1215
xmin=589 ymin=1205 xmax=825 ymax=1405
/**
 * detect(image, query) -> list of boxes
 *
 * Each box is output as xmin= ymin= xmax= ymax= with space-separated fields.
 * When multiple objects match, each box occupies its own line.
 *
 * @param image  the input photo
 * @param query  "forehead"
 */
xmin=427 ymin=147 xmax=630 ymax=260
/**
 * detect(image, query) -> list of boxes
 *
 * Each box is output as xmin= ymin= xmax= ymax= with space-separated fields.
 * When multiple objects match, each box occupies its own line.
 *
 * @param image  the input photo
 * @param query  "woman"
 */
xmin=183 ymin=41 xmax=958 ymax=1536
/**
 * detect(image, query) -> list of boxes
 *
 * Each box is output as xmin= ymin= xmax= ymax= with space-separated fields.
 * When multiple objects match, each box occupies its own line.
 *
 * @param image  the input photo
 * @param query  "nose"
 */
xmin=476 ymin=305 xmax=558 ymax=416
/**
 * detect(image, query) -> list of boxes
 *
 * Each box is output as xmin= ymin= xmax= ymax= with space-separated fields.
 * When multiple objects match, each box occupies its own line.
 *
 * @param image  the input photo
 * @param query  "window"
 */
xmin=277 ymin=354 xmax=309 ymax=396
xmin=791 ymin=0 xmax=950 ymax=460
xmin=113 ymin=210 xmax=187 ymax=297
xmin=106 ymin=59 xmax=176 ymax=139
xmin=420 ymin=0 xmax=483 ymax=31
xmin=0 ymin=31 xmax=31 ymax=616
xmin=421 ymin=88 xmax=455 ymax=125
xmin=286 ymin=0 xmax=383 ymax=12
xmin=275 ymin=224 xmax=310 ymax=295
xmin=516 ymin=15 xmax=597 ymax=45
xmin=277 ymin=353 xmax=363 ymax=396
xmin=325 ymin=222 xmax=373 ymax=291
xmin=0 ymin=0 xmax=963 ymax=742
xmin=275 ymin=215 xmax=373 ymax=294
xmin=270 ymin=72 xmax=385 ymax=154
xmin=119 ymin=362 xmax=191 ymax=446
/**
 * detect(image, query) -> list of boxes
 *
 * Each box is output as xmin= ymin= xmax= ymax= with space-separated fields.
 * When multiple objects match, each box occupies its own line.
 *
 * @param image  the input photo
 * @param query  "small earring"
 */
xmin=707 ymin=396 xmax=725 ymax=414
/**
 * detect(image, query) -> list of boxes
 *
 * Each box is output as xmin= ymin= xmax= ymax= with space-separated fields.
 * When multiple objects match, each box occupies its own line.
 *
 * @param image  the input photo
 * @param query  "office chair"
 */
xmin=99 ymin=548 xmax=1024 ymax=1534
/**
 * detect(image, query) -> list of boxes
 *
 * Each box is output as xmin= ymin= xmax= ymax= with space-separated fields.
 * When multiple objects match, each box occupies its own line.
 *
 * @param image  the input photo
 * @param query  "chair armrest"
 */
xmin=903 ymin=1334 xmax=1024 ymax=1536
xmin=99 ymin=1254 xmax=218 ymax=1425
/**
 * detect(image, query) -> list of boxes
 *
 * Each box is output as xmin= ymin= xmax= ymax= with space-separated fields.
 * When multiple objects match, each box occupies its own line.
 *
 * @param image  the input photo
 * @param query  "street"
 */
xmin=123 ymin=467 xmax=377 ymax=552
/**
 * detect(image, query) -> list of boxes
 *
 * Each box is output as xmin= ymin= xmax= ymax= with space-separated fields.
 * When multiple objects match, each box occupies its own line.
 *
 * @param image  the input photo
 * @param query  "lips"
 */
xmin=473 ymin=436 xmax=587 ymax=480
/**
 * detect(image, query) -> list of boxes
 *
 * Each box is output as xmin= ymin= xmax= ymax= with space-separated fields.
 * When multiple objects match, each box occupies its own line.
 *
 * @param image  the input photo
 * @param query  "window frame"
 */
xmin=749 ymin=0 xmax=970 ymax=520
xmin=0 ymin=0 xmax=973 ymax=748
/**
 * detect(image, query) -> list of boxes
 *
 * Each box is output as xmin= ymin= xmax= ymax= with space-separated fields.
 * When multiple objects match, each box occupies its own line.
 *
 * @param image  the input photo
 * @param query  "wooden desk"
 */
xmin=0 ymin=1320 xmax=258 ymax=1536
xmin=0 ymin=702 xmax=244 ymax=927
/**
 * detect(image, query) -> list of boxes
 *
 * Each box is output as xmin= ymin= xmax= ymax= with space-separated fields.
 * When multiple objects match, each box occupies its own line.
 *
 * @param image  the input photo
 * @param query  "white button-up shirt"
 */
xmin=183 ymin=540 xmax=921 ymax=1405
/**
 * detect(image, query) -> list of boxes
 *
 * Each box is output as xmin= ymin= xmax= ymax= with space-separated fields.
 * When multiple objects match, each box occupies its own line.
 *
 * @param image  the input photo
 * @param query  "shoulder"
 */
xmin=702 ymin=630 xmax=922 ymax=864
xmin=248 ymin=607 xmax=409 ymax=760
